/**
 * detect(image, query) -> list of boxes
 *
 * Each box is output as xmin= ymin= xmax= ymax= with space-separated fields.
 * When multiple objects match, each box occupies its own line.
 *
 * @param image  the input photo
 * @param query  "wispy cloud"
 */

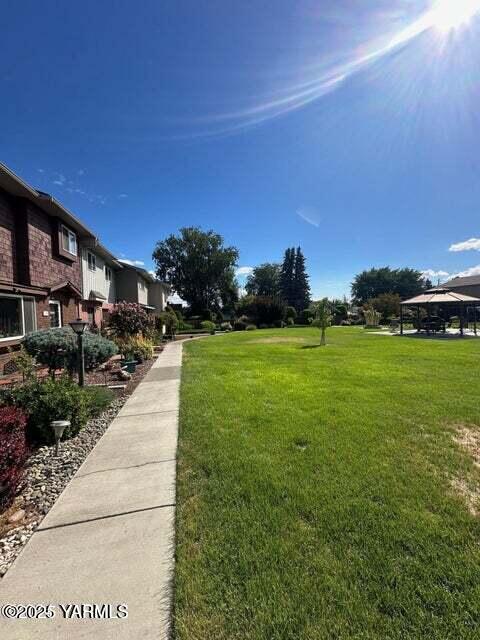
xmin=37 ymin=168 xmax=44 ymax=174
xmin=118 ymin=193 xmax=128 ymax=199
xmin=77 ymin=169 xmax=85 ymax=176
xmin=235 ymin=266 xmax=254 ymax=277
xmin=296 ymin=207 xmax=320 ymax=228
xmin=451 ymin=265 xmax=480 ymax=279
xmin=53 ymin=173 xmax=66 ymax=186
xmin=449 ymin=238 xmax=480 ymax=252
xmin=421 ymin=269 xmax=449 ymax=279
xmin=119 ymin=258 xmax=145 ymax=267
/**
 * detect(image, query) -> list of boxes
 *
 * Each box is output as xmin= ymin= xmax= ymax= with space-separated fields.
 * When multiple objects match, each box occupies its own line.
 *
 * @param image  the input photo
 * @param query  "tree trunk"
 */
xmin=320 ymin=327 xmax=326 ymax=346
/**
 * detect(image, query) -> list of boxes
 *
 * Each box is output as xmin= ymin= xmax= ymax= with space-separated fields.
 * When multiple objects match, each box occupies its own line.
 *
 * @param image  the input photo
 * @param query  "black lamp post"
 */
xmin=69 ymin=318 xmax=88 ymax=386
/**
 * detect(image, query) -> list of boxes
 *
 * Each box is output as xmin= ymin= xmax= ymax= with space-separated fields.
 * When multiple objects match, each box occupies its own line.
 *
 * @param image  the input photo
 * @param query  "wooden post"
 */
xmin=475 ymin=306 xmax=477 ymax=336
xmin=460 ymin=305 xmax=464 ymax=336
xmin=400 ymin=305 xmax=404 ymax=335
xmin=417 ymin=306 xmax=420 ymax=333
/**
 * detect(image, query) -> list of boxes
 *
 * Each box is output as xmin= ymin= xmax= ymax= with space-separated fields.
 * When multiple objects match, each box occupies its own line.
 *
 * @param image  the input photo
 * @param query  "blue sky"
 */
xmin=2 ymin=0 xmax=480 ymax=299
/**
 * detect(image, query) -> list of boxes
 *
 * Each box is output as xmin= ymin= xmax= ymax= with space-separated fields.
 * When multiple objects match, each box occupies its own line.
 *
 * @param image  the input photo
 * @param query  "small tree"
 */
xmin=159 ymin=309 xmax=179 ymax=339
xmin=311 ymin=299 xmax=332 ymax=346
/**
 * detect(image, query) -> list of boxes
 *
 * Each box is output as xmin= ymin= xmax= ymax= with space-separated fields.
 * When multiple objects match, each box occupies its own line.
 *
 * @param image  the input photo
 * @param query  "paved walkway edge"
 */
xmin=0 ymin=340 xmax=185 ymax=640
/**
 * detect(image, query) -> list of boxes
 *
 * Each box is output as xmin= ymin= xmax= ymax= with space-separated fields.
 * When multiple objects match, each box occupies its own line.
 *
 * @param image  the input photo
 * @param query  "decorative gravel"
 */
xmin=0 ymin=395 xmax=127 ymax=577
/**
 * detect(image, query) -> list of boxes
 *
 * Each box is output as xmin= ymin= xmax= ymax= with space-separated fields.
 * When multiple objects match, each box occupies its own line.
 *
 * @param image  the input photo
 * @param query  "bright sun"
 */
xmin=430 ymin=0 xmax=480 ymax=32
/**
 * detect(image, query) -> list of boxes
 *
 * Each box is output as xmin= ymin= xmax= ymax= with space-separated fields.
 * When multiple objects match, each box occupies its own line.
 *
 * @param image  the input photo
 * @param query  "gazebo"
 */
xmin=400 ymin=287 xmax=480 ymax=336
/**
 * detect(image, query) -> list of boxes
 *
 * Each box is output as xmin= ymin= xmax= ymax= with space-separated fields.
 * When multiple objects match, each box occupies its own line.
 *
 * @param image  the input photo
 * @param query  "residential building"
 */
xmin=115 ymin=262 xmax=170 ymax=314
xmin=0 ymin=163 xmax=97 ymax=373
xmin=443 ymin=275 xmax=480 ymax=299
xmin=80 ymin=244 xmax=124 ymax=327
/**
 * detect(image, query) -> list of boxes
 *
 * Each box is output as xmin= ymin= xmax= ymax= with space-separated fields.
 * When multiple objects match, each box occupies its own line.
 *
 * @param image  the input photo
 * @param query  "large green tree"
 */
xmin=280 ymin=247 xmax=311 ymax=311
xmin=152 ymin=227 xmax=239 ymax=313
xmin=351 ymin=267 xmax=427 ymax=305
xmin=245 ymin=263 xmax=281 ymax=297
xmin=293 ymin=247 xmax=311 ymax=312
xmin=280 ymin=248 xmax=296 ymax=306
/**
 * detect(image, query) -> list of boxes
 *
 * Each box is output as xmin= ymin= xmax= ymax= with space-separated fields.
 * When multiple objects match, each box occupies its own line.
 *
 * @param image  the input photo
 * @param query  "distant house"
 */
xmin=443 ymin=275 xmax=480 ymax=299
xmin=0 ymin=163 xmax=96 ymax=373
xmin=80 ymin=244 xmax=124 ymax=328
xmin=115 ymin=262 xmax=170 ymax=315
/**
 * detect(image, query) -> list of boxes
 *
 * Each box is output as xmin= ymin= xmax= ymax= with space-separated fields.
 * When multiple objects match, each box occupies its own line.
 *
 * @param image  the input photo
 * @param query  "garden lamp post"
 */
xmin=69 ymin=318 xmax=88 ymax=386
xmin=50 ymin=420 xmax=70 ymax=455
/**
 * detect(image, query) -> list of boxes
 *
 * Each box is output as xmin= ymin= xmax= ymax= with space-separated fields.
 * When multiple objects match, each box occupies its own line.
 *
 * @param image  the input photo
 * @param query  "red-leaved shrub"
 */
xmin=0 ymin=406 xmax=28 ymax=510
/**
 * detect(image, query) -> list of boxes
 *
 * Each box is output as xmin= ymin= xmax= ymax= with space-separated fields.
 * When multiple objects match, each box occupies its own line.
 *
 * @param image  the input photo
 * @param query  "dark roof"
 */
xmin=444 ymin=275 xmax=480 ymax=288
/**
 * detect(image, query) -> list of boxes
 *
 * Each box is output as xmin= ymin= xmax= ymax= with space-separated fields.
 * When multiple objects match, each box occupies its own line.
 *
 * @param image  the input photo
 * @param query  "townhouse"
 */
xmin=0 ymin=162 xmax=169 ymax=375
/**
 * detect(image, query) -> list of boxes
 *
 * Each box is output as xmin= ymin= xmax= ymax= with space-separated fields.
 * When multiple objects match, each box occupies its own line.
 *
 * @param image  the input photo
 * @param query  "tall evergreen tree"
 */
xmin=280 ymin=248 xmax=295 ymax=306
xmin=293 ymin=247 xmax=311 ymax=311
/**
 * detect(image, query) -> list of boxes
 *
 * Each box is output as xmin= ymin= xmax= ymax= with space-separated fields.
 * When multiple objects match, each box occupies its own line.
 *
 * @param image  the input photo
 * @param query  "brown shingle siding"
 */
xmin=0 ymin=190 xmax=17 ymax=283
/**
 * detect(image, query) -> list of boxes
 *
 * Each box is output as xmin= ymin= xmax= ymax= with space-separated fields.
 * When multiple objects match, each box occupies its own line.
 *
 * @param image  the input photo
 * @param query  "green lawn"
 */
xmin=174 ymin=328 xmax=480 ymax=640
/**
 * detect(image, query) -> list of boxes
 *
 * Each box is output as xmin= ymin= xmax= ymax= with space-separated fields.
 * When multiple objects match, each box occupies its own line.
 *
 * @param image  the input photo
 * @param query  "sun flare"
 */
xmin=430 ymin=0 xmax=480 ymax=32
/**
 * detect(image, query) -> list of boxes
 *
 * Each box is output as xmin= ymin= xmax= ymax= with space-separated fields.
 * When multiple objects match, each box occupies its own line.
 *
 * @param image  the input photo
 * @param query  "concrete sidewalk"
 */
xmin=0 ymin=340 xmax=184 ymax=639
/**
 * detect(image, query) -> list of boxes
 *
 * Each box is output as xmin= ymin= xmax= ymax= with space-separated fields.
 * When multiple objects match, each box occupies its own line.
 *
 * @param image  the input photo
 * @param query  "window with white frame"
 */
xmin=105 ymin=266 xmax=112 ymax=281
xmin=87 ymin=251 xmax=96 ymax=271
xmin=0 ymin=295 xmax=36 ymax=341
xmin=61 ymin=225 xmax=78 ymax=256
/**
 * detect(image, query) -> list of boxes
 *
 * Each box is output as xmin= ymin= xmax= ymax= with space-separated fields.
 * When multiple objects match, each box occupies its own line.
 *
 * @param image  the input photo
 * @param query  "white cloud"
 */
xmin=449 ymin=238 xmax=480 ymax=252
xmin=118 ymin=193 xmax=128 ymax=199
xmin=119 ymin=258 xmax=145 ymax=267
xmin=77 ymin=169 xmax=85 ymax=176
xmin=235 ymin=266 xmax=254 ymax=277
xmin=450 ymin=265 xmax=480 ymax=279
xmin=421 ymin=269 xmax=449 ymax=279
xmin=296 ymin=207 xmax=320 ymax=228
xmin=37 ymin=168 xmax=44 ymax=173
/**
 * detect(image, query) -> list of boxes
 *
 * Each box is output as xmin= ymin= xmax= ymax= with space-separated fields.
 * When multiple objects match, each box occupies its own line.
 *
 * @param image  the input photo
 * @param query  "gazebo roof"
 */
xmin=401 ymin=287 xmax=480 ymax=305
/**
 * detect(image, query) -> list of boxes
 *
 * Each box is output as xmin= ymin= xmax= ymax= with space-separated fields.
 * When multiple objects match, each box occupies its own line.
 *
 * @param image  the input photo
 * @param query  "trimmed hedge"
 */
xmin=0 ymin=406 xmax=28 ymax=510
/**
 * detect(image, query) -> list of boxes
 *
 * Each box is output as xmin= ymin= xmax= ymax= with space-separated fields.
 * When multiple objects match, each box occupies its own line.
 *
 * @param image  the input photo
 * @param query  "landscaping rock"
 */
xmin=7 ymin=510 xmax=25 ymax=524
xmin=0 ymin=395 xmax=127 ymax=577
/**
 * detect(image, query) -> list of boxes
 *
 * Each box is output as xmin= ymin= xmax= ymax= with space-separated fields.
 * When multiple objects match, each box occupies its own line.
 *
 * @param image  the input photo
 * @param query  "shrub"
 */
xmin=236 ymin=295 xmax=286 ymax=327
xmin=286 ymin=317 xmax=295 ymax=326
xmin=367 ymin=293 xmax=401 ymax=323
xmin=285 ymin=306 xmax=297 ymax=321
xmin=363 ymin=308 xmax=382 ymax=328
xmin=108 ymin=302 xmax=154 ymax=338
xmin=220 ymin=322 xmax=232 ymax=332
xmin=115 ymin=336 xmax=154 ymax=362
xmin=0 ymin=406 xmax=28 ymax=510
xmin=297 ymin=308 xmax=314 ymax=325
xmin=11 ymin=376 xmax=91 ymax=443
xmin=246 ymin=324 xmax=257 ymax=331
xmin=159 ymin=309 xmax=179 ymax=338
xmin=234 ymin=315 xmax=249 ymax=331
xmin=23 ymin=328 xmax=117 ymax=375
xmin=200 ymin=320 xmax=216 ymax=334
xmin=83 ymin=386 xmax=115 ymax=417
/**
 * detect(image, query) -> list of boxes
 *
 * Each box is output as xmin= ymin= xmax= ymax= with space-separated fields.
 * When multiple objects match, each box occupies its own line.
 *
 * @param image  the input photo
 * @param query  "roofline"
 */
xmin=0 ymin=162 xmax=97 ymax=240
xmin=94 ymin=243 xmax=124 ymax=269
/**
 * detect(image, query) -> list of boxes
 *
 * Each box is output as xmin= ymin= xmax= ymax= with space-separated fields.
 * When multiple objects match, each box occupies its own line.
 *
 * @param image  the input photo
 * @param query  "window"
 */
xmin=0 ymin=295 xmax=36 ymax=341
xmin=61 ymin=225 xmax=77 ymax=256
xmin=49 ymin=301 xmax=62 ymax=328
xmin=105 ymin=266 xmax=112 ymax=281
xmin=87 ymin=252 xmax=96 ymax=271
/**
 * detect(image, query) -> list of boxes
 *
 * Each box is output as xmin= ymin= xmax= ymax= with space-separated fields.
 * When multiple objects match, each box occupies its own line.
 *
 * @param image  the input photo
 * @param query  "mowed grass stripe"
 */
xmin=174 ymin=328 xmax=480 ymax=640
